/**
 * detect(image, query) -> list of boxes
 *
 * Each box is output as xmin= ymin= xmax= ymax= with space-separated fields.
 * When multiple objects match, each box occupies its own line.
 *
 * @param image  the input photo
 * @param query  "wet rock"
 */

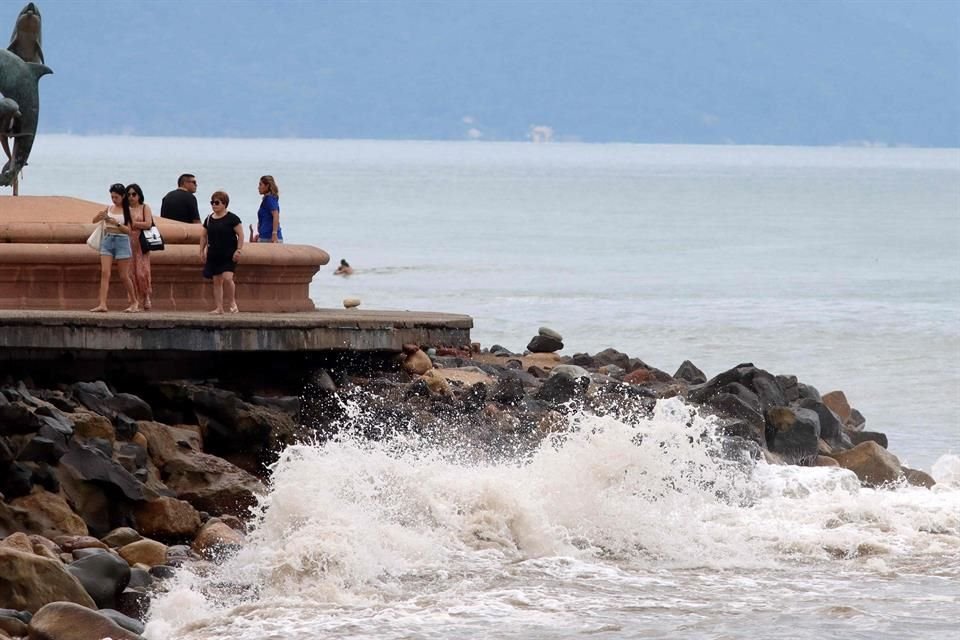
xmin=776 ymin=375 xmax=799 ymax=403
xmin=71 ymin=548 xmax=107 ymax=561
xmin=250 ymin=394 xmax=301 ymax=416
xmin=461 ymin=383 xmax=487 ymax=413
xmin=902 ymin=467 xmax=935 ymax=488
xmin=828 ymin=441 xmax=903 ymax=488
xmin=0 ymin=436 xmax=14 ymax=465
xmin=821 ymin=390 xmax=852 ymax=423
xmin=116 ymin=586 xmax=151 ymax=621
xmin=1 ymin=462 xmax=33 ymax=499
xmin=707 ymin=394 xmax=765 ymax=446
xmin=16 ymin=436 xmax=60 ymax=465
xmin=53 ymin=536 xmax=107 ymax=553
xmin=148 ymin=564 xmax=177 ymax=580
xmin=673 ymin=360 xmax=706 ymax=384
xmin=127 ymin=567 xmax=153 ymax=590
xmin=815 ymin=455 xmax=840 ymax=467
xmin=105 ymin=393 xmax=153 ymax=422
xmin=846 ymin=408 xmax=866 ymax=431
xmin=535 ymin=370 xmax=590 ymax=408
xmin=0 ymin=547 xmax=96 ymax=612
xmin=401 ymin=346 xmax=433 ymax=375
xmin=0 ymin=401 xmax=44 ymax=435
xmin=70 ymin=412 xmax=115 ymax=444
xmin=97 ymin=608 xmax=146 ymax=636
xmin=118 ymin=538 xmax=168 ymax=568
xmin=59 ymin=440 xmax=148 ymax=502
xmin=765 ymin=406 xmax=820 ymax=463
xmin=591 ymin=348 xmax=630 ymax=370
xmin=796 ymin=382 xmax=821 ymax=402
xmin=114 ymin=414 xmax=140 ymax=441
xmin=28 ymin=535 xmax=60 ymax=559
xmin=28 ymin=602 xmax=141 ymax=640
xmin=134 ymin=497 xmax=202 ymax=539
xmin=751 ymin=372 xmax=786 ymax=410
xmin=0 ymin=532 xmax=34 ymax=555
xmin=421 ymin=370 xmax=452 ymax=396
xmin=66 ymin=551 xmax=131 ymax=609
xmin=491 ymin=377 xmax=525 ymax=405
xmin=115 ymin=442 xmax=148 ymax=474
xmin=526 ymin=335 xmax=563 ymax=353
xmin=0 ymin=613 xmax=27 ymax=638
xmin=9 ymin=490 xmax=88 ymax=539
xmin=569 ymin=353 xmax=596 ymax=368
xmin=192 ymin=520 xmax=244 ymax=562
xmin=162 ymin=452 xmax=264 ymax=518
xmin=101 ymin=527 xmax=141 ymax=549
xmin=538 ymin=327 xmax=563 ymax=341
xmin=848 ymin=430 xmax=888 ymax=449
xmin=796 ymin=398 xmax=851 ymax=450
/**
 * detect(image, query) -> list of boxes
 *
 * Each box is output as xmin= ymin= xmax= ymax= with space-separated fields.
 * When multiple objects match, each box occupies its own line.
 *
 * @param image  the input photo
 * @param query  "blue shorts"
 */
xmin=100 ymin=233 xmax=132 ymax=259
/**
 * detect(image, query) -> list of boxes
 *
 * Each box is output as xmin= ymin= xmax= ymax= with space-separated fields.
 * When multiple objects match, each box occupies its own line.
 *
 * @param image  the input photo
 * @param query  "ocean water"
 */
xmin=12 ymin=137 xmax=960 ymax=638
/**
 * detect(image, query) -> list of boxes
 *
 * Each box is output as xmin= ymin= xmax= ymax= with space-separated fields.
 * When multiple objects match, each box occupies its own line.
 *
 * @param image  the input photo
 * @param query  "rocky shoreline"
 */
xmin=0 ymin=328 xmax=936 ymax=639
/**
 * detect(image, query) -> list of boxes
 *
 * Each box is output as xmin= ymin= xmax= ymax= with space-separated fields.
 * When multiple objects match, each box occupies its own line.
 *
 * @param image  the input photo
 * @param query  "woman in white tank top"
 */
xmin=89 ymin=183 xmax=139 ymax=312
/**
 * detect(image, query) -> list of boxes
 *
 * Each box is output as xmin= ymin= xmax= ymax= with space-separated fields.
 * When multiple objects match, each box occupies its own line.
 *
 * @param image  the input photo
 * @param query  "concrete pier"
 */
xmin=0 ymin=309 xmax=473 ymax=383
xmin=0 ymin=309 xmax=472 ymax=353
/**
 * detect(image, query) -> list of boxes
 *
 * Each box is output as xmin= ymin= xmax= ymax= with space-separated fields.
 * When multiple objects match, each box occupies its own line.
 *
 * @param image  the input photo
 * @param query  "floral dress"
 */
xmin=127 ymin=205 xmax=152 ymax=304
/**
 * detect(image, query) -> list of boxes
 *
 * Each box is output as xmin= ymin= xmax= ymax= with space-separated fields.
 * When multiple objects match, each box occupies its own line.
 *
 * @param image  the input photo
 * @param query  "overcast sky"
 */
xmin=13 ymin=0 xmax=960 ymax=145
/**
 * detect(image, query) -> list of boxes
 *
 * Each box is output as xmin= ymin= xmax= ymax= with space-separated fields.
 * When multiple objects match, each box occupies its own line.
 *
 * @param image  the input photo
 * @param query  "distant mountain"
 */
xmin=19 ymin=0 xmax=960 ymax=146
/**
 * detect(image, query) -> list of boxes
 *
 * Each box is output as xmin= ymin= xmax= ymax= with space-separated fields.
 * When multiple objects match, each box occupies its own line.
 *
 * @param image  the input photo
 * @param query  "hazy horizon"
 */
xmin=8 ymin=0 xmax=960 ymax=147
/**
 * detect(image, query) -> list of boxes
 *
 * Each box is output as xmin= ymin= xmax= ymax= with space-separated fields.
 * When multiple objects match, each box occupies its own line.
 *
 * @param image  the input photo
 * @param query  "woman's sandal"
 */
xmin=229 ymin=304 xmax=239 ymax=314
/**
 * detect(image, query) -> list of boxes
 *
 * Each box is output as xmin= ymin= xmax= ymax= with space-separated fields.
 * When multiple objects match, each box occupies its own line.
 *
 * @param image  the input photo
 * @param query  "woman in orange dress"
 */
xmin=124 ymin=183 xmax=155 ymax=310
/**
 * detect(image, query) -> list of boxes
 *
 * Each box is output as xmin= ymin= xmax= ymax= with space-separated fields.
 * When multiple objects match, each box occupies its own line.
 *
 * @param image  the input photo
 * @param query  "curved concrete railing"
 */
xmin=0 ymin=196 xmax=329 ymax=312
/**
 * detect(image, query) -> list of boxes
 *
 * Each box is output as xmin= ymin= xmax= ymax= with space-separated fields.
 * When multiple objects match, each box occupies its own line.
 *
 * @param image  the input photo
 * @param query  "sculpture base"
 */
xmin=0 ymin=196 xmax=329 ymax=312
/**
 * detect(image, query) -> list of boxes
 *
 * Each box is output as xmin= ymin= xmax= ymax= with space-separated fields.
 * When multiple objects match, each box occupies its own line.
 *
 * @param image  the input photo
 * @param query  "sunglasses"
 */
xmin=210 ymin=200 xmax=222 ymax=205
xmin=127 ymin=192 xmax=138 ymax=198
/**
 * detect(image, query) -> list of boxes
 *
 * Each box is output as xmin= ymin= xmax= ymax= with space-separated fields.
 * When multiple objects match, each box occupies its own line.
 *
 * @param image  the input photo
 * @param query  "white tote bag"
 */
xmin=86 ymin=221 xmax=105 ymax=251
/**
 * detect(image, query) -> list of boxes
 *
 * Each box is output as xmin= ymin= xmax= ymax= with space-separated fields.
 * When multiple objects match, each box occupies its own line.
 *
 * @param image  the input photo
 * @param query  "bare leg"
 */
xmin=223 ymin=271 xmax=238 ymax=313
xmin=90 ymin=255 xmax=112 ymax=312
xmin=248 ymin=224 xmax=258 ymax=243
xmin=209 ymin=274 xmax=224 ymax=314
xmin=118 ymin=260 xmax=140 ymax=312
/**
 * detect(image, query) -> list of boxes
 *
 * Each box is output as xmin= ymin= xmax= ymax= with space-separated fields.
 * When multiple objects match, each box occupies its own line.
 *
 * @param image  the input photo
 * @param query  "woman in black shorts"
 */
xmin=199 ymin=190 xmax=243 ymax=314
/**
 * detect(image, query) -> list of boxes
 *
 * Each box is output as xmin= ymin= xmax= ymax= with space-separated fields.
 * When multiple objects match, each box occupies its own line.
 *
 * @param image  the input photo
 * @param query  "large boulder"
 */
xmin=526 ymin=335 xmax=563 ymax=353
xmin=66 ymin=551 xmax=131 ymax=609
xmin=848 ymin=431 xmax=888 ymax=449
xmin=9 ymin=490 xmax=88 ymax=539
xmin=59 ymin=440 xmax=149 ymax=502
xmin=797 ymin=398 xmax=847 ymax=445
xmin=69 ymin=412 xmax=116 ymax=444
xmin=821 ymin=390 xmax=852 ymax=423
xmin=401 ymin=347 xmax=433 ymax=375
xmin=828 ymin=441 xmax=903 ymax=488
xmin=765 ymin=406 xmax=820 ymax=463
xmin=0 ymin=547 xmax=96 ymax=613
xmin=28 ymin=602 xmax=142 ymax=640
xmin=138 ymin=422 xmax=263 ymax=516
xmin=673 ymin=360 xmax=706 ymax=385
xmin=0 ymin=401 xmax=44 ymax=435
xmin=161 ymin=453 xmax=263 ymax=518
xmin=192 ymin=520 xmax=244 ymax=562
xmin=117 ymin=539 xmax=168 ymax=568
xmin=134 ymin=497 xmax=202 ymax=539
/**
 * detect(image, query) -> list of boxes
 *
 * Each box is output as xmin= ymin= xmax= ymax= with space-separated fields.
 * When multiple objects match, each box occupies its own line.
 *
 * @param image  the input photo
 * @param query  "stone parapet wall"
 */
xmin=0 ymin=196 xmax=329 ymax=312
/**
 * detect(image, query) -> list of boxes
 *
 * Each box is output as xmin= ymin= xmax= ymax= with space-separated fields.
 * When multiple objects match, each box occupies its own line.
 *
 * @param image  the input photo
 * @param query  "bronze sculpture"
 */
xmin=0 ymin=3 xmax=51 ymax=192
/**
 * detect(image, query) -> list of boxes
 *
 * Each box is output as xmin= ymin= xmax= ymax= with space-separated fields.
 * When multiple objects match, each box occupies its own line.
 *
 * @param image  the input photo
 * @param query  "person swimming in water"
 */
xmin=334 ymin=259 xmax=353 ymax=276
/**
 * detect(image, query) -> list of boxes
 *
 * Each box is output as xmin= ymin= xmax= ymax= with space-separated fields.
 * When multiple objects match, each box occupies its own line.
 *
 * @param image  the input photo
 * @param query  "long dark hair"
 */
xmin=124 ymin=183 xmax=145 ymax=225
xmin=108 ymin=183 xmax=130 ymax=224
